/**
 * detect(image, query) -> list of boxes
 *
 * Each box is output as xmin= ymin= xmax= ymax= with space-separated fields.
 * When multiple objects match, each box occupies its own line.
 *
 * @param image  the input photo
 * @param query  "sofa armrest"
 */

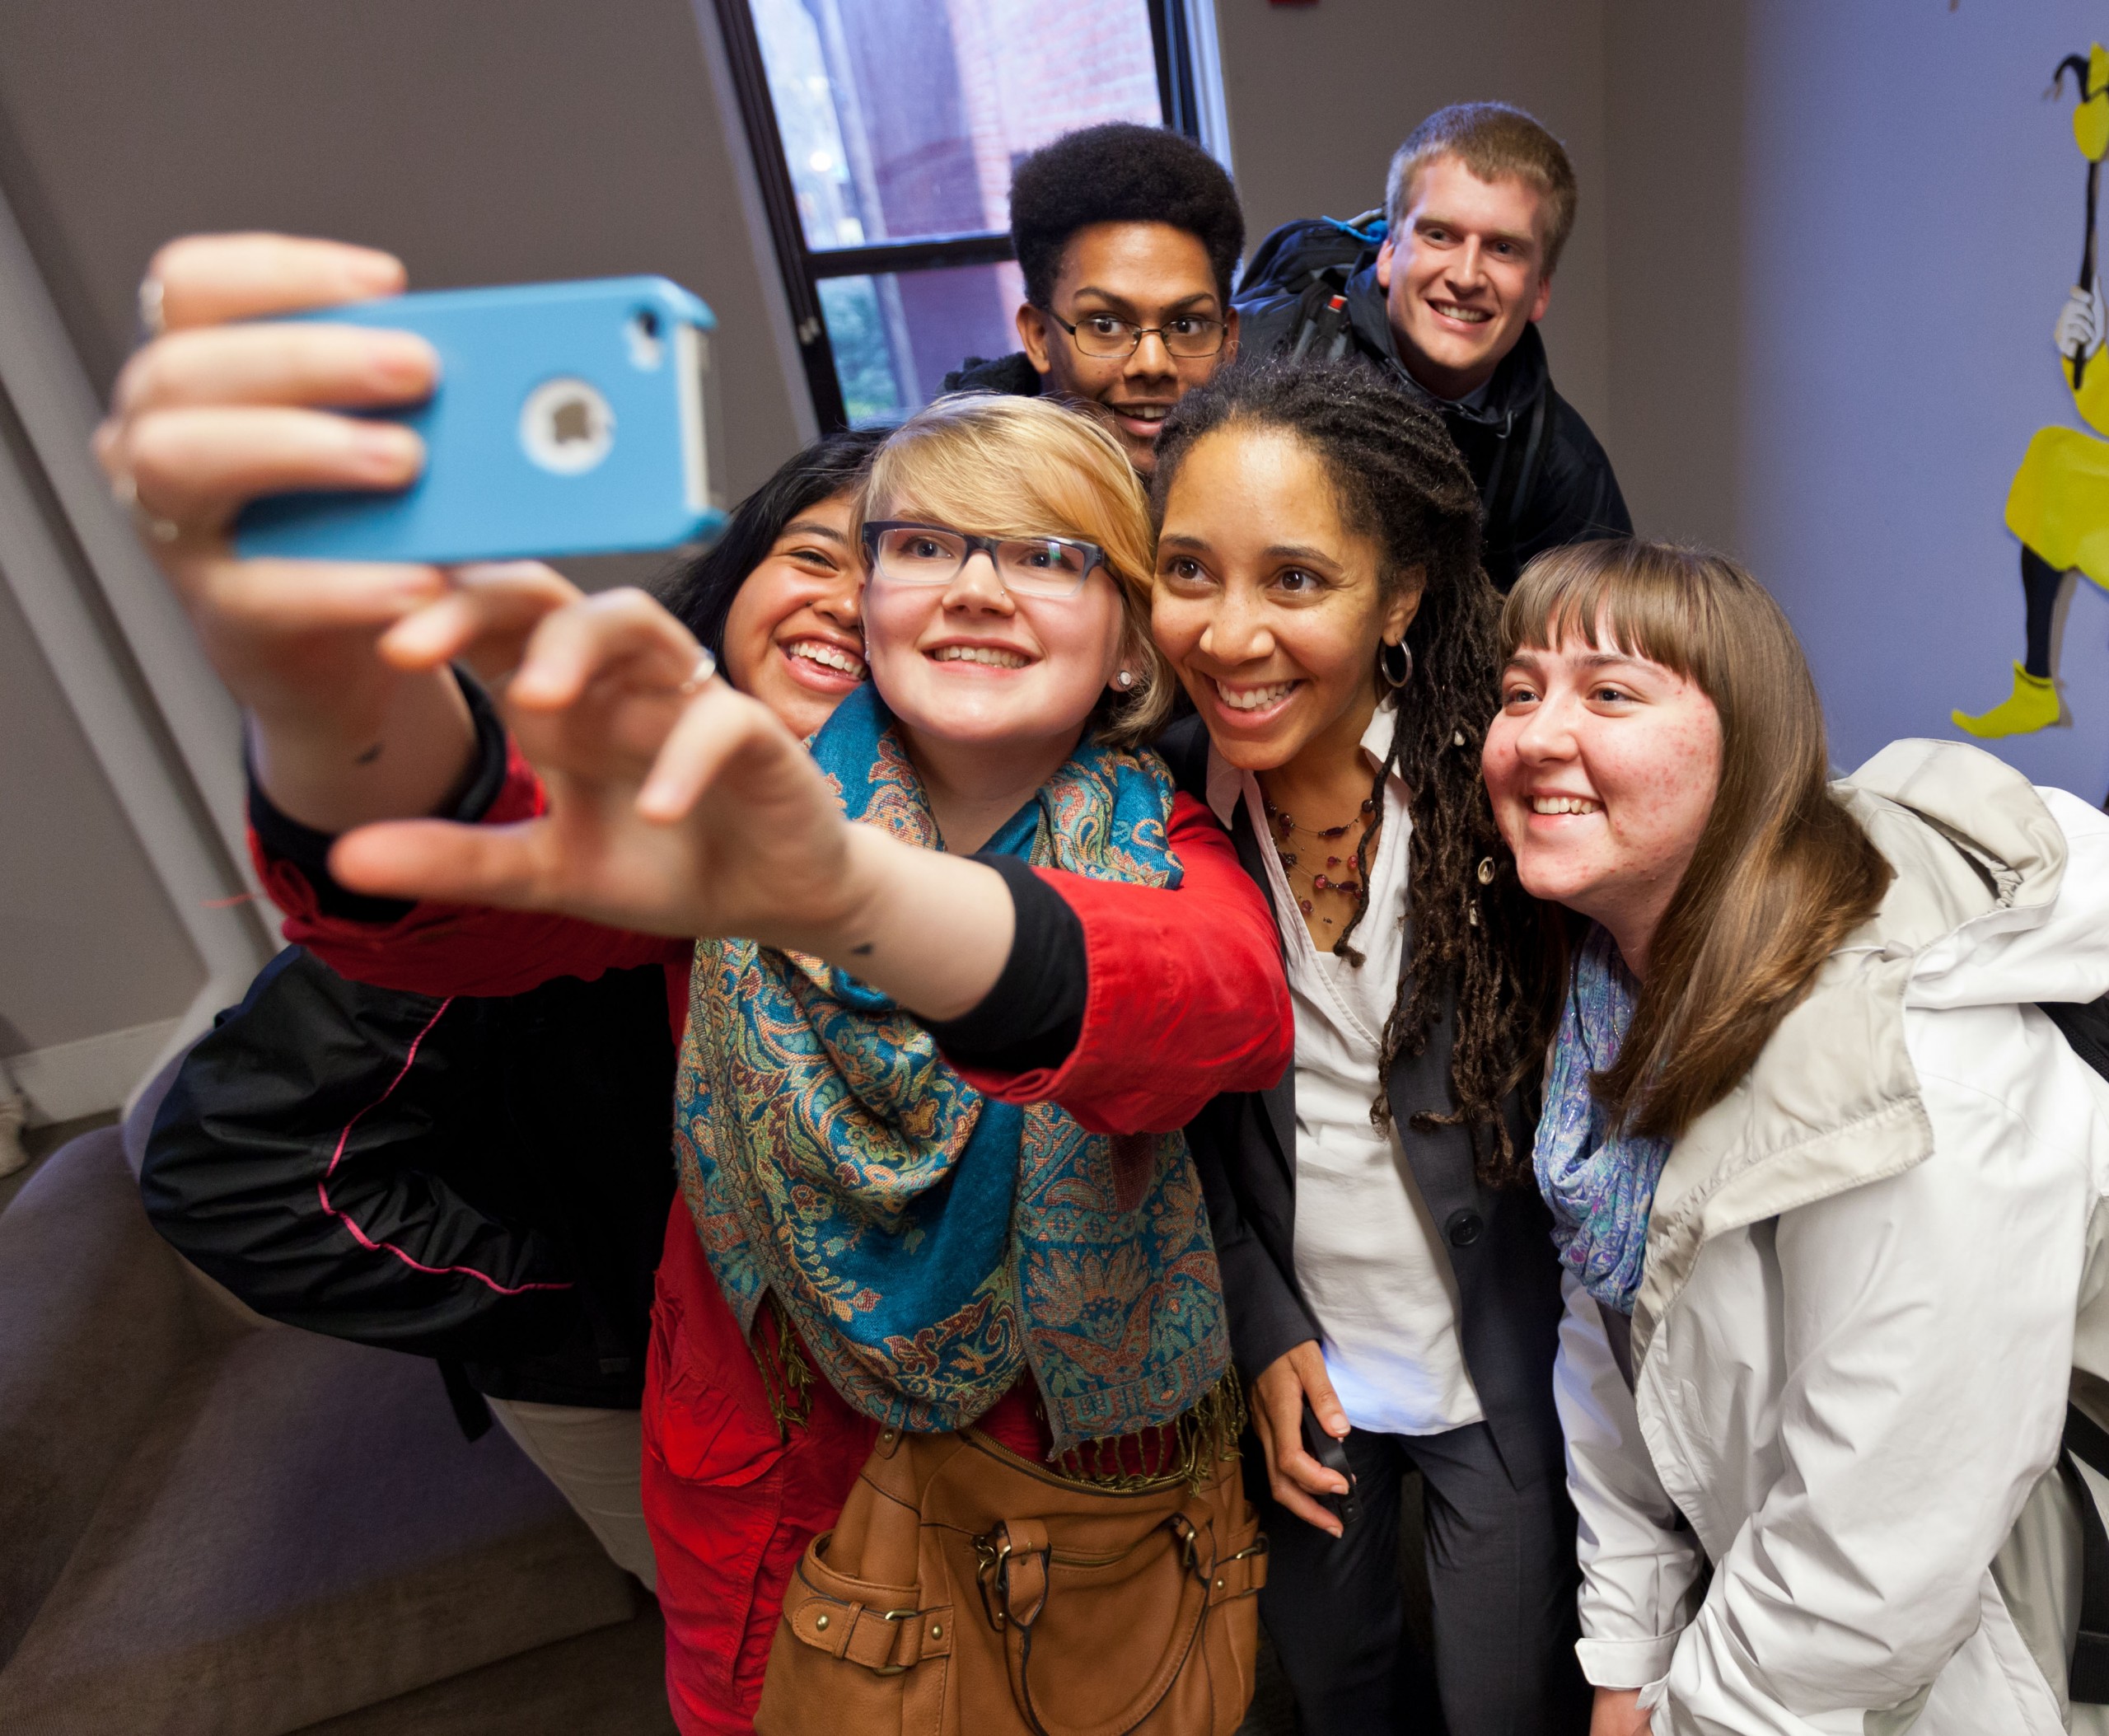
xmin=0 ymin=1128 xmax=203 ymax=1666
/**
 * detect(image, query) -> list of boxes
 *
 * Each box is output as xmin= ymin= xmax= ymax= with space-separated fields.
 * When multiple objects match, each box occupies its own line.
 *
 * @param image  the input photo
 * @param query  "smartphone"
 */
xmin=234 ymin=276 xmax=725 ymax=564
xmin=1301 ymin=1403 xmax=1359 ymax=1537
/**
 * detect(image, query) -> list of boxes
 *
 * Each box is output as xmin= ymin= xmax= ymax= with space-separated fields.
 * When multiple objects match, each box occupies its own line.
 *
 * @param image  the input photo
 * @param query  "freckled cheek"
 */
xmin=1600 ymin=722 xmax=1719 ymax=864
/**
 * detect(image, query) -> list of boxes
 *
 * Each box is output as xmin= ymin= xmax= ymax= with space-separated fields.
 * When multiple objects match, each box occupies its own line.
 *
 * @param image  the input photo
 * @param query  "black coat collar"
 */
xmin=1342 ymin=264 xmax=1550 ymax=438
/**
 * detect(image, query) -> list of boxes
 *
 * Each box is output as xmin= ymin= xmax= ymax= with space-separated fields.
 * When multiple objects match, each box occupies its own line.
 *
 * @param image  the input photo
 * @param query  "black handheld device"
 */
xmin=1301 ymin=1403 xmax=1359 ymax=1536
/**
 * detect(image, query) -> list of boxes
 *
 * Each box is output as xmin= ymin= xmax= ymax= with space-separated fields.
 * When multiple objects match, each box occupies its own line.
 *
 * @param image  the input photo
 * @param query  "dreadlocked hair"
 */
xmin=1151 ymin=358 xmax=1552 ymax=1186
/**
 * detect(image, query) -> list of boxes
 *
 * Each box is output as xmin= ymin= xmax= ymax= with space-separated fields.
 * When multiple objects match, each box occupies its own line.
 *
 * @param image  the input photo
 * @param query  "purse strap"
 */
xmin=980 ymin=1510 xmax=1265 ymax=1736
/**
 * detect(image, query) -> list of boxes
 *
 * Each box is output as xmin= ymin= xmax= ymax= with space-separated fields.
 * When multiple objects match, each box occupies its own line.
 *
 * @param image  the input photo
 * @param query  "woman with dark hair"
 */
xmin=1487 ymin=540 xmax=2109 ymax=1736
xmin=654 ymin=427 xmax=881 ymax=729
xmin=1143 ymin=357 xmax=1588 ymax=1733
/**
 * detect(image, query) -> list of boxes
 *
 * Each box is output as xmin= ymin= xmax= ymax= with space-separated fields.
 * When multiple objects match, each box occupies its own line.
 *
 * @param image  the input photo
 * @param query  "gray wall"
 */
xmin=0 ymin=0 xmax=806 ymax=496
xmin=0 ymin=559 xmax=201 ymax=1056
xmin=35 ymin=0 xmax=1997 ymax=1106
xmin=0 ymin=0 xmax=810 ymax=1093
xmin=1603 ymin=0 xmax=1747 ymax=554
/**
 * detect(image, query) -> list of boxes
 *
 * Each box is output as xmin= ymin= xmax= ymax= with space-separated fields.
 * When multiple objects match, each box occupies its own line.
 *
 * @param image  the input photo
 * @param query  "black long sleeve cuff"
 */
xmin=923 ymin=854 xmax=1088 ymax=1076
xmin=246 ymin=670 xmax=510 ymax=924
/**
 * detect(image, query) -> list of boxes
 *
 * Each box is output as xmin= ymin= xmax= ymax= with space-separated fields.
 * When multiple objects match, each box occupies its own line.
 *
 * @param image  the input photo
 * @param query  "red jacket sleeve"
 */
xmin=952 ymin=793 xmax=1290 ymax=1135
xmin=255 ymin=733 xmax=689 ymax=1001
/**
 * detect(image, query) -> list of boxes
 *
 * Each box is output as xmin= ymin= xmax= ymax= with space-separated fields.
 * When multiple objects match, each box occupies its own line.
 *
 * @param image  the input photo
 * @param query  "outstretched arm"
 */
xmin=330 ymin=587 xmax=1018 ymax=1021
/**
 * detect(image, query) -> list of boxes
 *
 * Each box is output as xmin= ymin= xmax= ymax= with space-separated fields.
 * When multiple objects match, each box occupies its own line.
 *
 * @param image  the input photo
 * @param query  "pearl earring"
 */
xmin=1114 ymin=669 xmax=1137 ymax=691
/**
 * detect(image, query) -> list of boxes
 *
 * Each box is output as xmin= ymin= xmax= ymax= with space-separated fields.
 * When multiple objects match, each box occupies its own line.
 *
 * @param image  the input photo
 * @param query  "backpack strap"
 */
xmin=1288 ymin=274 xmax=1356 ymax=364
xmin=2063 ymin=1403 xmax=2109 ymax=1702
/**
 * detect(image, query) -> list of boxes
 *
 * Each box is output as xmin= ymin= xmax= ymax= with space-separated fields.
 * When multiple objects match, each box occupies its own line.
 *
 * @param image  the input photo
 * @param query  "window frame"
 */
xmin=710 ymin=0 xmax=1214 ymax=430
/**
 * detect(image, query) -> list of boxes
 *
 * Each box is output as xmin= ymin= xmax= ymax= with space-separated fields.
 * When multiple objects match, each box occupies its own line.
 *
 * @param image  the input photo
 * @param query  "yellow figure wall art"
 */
xmin=1956 ymin=45 xmax=2109 ymax=738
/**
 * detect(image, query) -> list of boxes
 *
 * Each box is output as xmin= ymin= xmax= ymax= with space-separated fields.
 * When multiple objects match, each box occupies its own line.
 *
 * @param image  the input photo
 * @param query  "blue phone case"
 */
xmin=234 ymin=276 xmax=724 ymax=564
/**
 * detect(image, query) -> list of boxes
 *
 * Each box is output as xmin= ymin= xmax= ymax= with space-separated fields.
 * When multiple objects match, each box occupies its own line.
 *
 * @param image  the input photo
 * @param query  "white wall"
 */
xmin=0 ymin=0 xmax=815 ymax=1115
xmin=1603 ymin=0 xmax=1747 ymax=553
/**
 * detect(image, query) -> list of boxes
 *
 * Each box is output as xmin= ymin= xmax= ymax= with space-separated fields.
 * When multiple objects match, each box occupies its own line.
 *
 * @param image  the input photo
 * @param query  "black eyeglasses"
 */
xmin=1043 ymin=307 xmax=1228 ymax=360
xmin=860 ymin=522 xmax=1107 ymax=599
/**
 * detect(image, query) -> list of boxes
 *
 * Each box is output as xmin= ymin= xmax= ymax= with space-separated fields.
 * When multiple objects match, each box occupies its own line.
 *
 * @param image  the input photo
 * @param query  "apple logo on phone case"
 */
xmin=520 ymin=377 xmax=615 ymax=475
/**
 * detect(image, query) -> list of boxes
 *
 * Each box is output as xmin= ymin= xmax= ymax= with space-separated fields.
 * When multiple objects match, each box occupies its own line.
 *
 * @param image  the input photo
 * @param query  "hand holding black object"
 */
xmin=1301 ymin=1402 xmax=1359 ymax=1537
xmin=1250 ymin=1340 xmax=1354 ymax=1538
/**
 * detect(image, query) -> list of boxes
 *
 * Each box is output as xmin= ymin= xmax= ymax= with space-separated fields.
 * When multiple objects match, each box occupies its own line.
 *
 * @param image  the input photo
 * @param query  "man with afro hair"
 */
xmin=942 ymin=121 xmax=1243 ymax=474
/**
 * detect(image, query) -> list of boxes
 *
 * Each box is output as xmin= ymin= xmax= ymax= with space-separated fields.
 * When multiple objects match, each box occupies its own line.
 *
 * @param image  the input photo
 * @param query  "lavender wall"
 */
xmin=1732 ymin=1 xmax=2109 ymax=797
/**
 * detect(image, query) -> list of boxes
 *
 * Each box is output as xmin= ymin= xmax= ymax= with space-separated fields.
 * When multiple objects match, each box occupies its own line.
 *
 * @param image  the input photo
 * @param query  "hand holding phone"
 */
xmin=235 ymin=276 xmax=724 ymax=564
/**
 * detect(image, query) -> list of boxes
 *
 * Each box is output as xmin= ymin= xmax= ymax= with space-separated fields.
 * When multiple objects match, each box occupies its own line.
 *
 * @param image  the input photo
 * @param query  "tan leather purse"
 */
xmin=755 ymin=1417 xmax=1267 ymax=1735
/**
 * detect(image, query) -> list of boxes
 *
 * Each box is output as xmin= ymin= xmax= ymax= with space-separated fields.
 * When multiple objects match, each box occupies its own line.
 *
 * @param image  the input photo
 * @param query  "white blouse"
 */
xmin=1207 ymin=704 xmax=1483 ymax=1436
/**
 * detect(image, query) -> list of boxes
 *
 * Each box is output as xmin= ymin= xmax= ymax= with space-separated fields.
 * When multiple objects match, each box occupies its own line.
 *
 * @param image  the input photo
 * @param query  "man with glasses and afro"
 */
xmin=943 ymin=120 xmax=1243 ymax=475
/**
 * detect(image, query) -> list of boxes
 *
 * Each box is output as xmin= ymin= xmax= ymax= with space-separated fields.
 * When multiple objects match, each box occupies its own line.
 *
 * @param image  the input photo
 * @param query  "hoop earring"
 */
xmin=1378 ymin=640 xmax=1413 ymax=690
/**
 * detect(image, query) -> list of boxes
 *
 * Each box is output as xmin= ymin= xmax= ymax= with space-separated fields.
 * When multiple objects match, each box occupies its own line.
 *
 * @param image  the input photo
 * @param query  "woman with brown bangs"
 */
xmin=1486 ymin=538 xmax=2109 ymax=1734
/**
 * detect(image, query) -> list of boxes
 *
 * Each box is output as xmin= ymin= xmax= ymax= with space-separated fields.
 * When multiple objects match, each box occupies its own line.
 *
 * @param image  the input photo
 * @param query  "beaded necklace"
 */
xmin=1261 ymin=793 xmax=1378 ymax=926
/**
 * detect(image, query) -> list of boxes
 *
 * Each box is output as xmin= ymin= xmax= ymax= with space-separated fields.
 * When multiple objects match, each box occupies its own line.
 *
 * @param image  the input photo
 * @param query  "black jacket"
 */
xmin=1237 ymin=262 xmax=1632 ymax=591
xmin=143 ymin=945 xmax=676 ymax=1415
xmin=1155 ymin=718 xmax=1569 ymax=1488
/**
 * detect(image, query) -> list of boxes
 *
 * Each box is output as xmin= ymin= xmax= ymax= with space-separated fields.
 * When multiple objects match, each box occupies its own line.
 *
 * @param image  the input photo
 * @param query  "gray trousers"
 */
xmin=486 ymin=1397 xmax=656 ymax=1591
xmin=1255 ymin=1420 xmax=1589 ymax=1735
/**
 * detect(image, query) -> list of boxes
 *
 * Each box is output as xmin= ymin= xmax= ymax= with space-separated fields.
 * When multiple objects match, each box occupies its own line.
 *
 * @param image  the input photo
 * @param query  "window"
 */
xmin=713 ymin=0 xmax=1226 ymax=429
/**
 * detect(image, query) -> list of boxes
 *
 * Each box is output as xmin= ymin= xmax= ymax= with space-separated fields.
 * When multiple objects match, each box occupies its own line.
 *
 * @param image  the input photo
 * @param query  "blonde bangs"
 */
xmin=856 ymin=394 xmax=1154 ymax=600
xmin=853 ymin=392 xmax=1171 ymax=745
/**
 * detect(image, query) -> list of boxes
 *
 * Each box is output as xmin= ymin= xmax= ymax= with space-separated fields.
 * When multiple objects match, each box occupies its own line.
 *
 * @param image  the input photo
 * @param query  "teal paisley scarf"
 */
xmin=673 ymin=684 xmax=1229 ymax=1453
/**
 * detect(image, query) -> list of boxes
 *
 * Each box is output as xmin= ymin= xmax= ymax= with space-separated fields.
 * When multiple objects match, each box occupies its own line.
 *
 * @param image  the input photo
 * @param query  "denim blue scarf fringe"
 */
xmin=1533 ymin=924 xmax=1672 ymax=1318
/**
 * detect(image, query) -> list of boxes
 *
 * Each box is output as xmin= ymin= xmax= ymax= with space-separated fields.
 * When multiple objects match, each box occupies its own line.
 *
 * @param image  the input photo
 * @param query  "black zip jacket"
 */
xmin=141 ymin=680 xmax=1087 ymax=1422
xmin=938 ymin=352 xmax=1045 ymax=398
xmin=143 ymin=945 xmax=678 ymax=1412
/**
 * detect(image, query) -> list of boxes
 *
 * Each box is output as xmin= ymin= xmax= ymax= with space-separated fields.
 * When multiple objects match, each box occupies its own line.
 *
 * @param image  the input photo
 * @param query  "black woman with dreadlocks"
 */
xmin=1148 ymin=358 xmax=1588 ymax=1734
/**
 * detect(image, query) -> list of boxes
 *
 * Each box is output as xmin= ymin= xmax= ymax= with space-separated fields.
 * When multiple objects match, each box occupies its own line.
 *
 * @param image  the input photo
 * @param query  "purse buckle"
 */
xmin=973 ymin=1531 xmax=1012 ymax=1630
xmin=872 ymin=1607 xmax=920 ymax=1677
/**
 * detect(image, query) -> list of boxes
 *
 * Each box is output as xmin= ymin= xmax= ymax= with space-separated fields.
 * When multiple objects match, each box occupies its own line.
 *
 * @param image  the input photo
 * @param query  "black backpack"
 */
xmin=1234 ymin=209 xmax=1387 ymax=364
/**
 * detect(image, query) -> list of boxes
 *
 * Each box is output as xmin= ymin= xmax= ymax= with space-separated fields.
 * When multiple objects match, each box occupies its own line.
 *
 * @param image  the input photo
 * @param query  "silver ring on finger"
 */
xmin=678 ymin=649 xmax=718 ymax=695
xmin=110 ymin=470 xmax=184 ymax=545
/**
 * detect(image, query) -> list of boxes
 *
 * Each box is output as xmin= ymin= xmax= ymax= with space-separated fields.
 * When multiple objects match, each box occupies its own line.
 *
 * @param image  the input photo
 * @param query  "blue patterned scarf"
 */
xmin=1533 ymin=924 xmax=1672 ymax=1317
xmin=673 ymin=685 xmax=1229 ymax=1452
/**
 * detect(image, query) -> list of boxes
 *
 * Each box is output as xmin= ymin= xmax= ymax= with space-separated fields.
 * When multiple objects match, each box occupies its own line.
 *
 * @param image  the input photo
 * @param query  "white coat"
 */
xmin=1561 ymin=740 xmax=2109 ymax=1734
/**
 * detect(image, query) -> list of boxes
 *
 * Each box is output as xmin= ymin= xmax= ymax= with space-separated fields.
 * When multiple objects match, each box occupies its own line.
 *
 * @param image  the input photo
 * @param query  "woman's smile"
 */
xmin=924 ymin=638 xmax=1036 ymax=671
xmin=779 ymin=634 xmax=867 ymax=693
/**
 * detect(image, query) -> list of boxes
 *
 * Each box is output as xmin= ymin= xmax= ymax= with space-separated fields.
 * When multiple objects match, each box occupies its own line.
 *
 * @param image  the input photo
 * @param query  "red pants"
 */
xmin=640 ymin=1207 xmax=1051 ymax=1734
xmin=640 ymin=1207 xmax=873 ymax=1734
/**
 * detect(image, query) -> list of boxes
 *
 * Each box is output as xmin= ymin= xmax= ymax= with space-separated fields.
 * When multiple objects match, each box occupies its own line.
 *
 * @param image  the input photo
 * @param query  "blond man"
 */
xmin=1240 ymin=101 xmax=1630 ymax=590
